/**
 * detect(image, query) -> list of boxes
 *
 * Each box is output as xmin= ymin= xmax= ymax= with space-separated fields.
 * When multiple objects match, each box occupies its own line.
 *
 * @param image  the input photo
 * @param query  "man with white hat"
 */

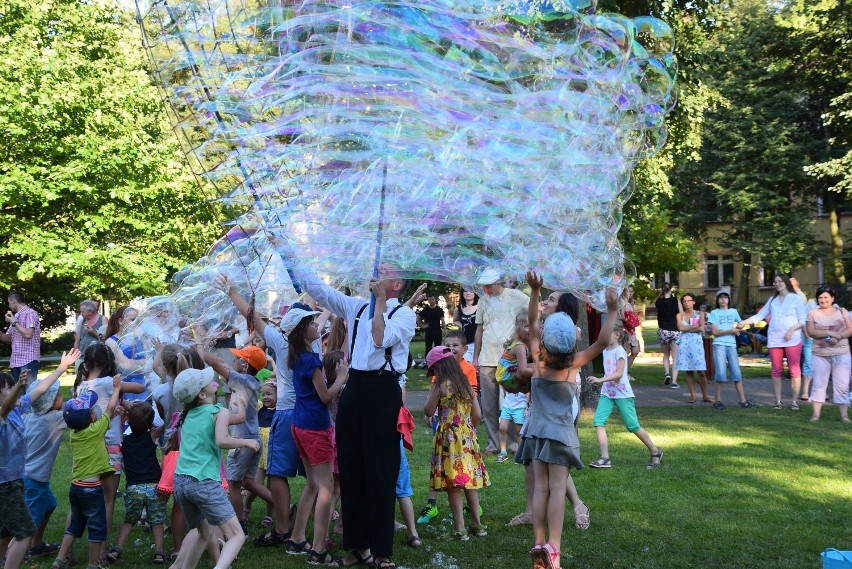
xmin=472 ymin=268 xmax=529 ymax=454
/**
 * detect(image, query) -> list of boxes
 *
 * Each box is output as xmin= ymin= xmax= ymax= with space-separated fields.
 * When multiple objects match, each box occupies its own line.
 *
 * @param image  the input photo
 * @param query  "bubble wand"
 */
xmin=369 ymin=160 xmax=389 ymax=319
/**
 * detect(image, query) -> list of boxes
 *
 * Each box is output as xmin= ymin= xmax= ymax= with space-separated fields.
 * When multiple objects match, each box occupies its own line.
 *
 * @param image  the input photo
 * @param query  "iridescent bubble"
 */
xmin=134 ymin=0 xmax=675 ymax=328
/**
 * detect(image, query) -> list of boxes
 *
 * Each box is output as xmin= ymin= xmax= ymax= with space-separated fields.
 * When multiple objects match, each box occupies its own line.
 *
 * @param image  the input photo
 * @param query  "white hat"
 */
xmin=281 ymin=308 xmax=320 ymax=335
xmin=173 ymin=367 xmax=215 ymax=404
xmin=715 ymin=287 xmax=731 ymax=298
xmin=476 ymin=268 xmax=501 ymax=286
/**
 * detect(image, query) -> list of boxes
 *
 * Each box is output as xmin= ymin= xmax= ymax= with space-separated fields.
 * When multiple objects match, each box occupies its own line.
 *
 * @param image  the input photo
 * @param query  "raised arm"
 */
xmin=0 ymin=370 xmax=28 ymax=419
xmin=574 ymin=288 xmax=620 ymax=367
xmin=196 ymin=343 xmax=233 ymax=379
xmin=28 ymin=349 xmax=81 ymax=402
xmin=525 ymin=271 xmax=543 ymax=364
xmin=105 ymin=375 xmax=124 ymax=417
xmin=217 ymin=274 xmax=267 ymax=337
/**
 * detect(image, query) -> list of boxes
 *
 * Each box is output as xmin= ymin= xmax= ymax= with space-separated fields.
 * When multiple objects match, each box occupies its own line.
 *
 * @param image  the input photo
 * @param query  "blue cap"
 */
xmin=542 ymin=313 xmax=577 ymax=354
xmin=63 ymin=390 xmax=99 ymax=431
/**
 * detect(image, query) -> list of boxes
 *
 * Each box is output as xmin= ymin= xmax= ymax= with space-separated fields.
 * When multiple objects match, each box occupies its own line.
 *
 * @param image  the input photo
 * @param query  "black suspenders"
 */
xmin=350 ymin=303 xmax=404 ymax=374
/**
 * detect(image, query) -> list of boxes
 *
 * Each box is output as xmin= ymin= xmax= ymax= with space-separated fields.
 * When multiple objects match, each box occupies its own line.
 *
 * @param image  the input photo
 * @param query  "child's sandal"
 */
xmin=106 ymin=547 xmax=122 ymax=563
xmin=152 ymin=551 xmax=166 ymax=565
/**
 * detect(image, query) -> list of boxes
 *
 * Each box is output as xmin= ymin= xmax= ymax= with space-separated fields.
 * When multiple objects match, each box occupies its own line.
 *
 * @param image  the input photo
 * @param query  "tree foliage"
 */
xmin=0 ymin=0 xmax=218 ymax=309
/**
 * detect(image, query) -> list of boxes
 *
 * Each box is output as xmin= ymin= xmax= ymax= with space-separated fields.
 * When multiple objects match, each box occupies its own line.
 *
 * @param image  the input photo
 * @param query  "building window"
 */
xmin=757 ymin=264 xmax=778 ymax=287
xmin=706 ymin=255 xmax=735 ymax=289
xmin=651 ymin=272 xmax=679 ymax=289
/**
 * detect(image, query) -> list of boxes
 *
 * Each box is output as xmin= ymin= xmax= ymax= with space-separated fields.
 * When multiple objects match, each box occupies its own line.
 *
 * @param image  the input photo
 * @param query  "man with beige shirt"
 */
xmin=472 ymin=268 xmax=529 ymax=454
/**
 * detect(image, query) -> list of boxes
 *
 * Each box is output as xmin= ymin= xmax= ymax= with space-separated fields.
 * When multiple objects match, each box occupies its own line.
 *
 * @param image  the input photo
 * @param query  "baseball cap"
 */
xmin=542 ymin=313 xmax=577 ymax=354
xmin=173 ymin=367 xmax=216 ymax=404
xmin=281 ymin=308 xmax=320 ymax=335
xmin=63 ymin=390 xmax=99 ymax=431
xmin=229 ymin=346 xmax=267 ymax=372
xmin=426 ymin=346 xmax=454 ymax=371
xmin=476 ymin=268 xmax=501 ymax=286
xmin=715 ymin=287 xmax=731 ymax=298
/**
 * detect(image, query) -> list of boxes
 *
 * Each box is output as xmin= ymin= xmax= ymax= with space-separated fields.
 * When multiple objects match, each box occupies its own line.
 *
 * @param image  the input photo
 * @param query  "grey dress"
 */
xmin=515 ymin=378 xmax=583 ymax=469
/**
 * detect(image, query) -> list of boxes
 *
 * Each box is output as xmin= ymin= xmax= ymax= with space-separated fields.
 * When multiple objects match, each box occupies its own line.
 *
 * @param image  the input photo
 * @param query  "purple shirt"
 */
xmin=8 ymin=305 xmax=41 ymax=368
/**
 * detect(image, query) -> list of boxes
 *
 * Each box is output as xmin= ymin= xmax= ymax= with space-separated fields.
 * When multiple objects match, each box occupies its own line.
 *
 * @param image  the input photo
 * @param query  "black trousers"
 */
xmin=336 ymin=370 xmax=402 ymax=557
xmin=424 ymin=330 xmax=443 ymax=353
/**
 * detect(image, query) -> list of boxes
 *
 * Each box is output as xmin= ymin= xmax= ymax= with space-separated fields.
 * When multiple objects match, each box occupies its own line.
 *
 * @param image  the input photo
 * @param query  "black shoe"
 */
xmin=663 ymin=374 xmax=672 ymax=385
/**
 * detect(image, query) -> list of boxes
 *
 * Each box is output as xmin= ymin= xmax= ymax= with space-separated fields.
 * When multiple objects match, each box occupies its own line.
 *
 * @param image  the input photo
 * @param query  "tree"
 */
xmin=0 ymin=0 xmax=218 ymax=309
xmin=670 ymin=0 xmax=827 ymax=307
xmin=779 ymin=0 xmax=852 ymax=283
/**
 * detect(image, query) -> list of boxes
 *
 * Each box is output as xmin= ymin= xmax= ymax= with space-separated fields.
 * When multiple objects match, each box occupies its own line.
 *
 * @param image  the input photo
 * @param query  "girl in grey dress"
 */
xmin=518 ymin=272 xmax=620 ymax=569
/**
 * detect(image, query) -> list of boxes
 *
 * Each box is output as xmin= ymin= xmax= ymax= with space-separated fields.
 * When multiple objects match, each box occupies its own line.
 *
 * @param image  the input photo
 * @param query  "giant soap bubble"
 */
xmin=135 ymin=0 xmax=676 ymax=311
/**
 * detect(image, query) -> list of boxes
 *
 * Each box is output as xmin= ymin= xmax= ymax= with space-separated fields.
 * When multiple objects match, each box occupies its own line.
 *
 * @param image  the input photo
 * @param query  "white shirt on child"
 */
xmin=502 ymin=392 xmax=527 ymax=410
xmin=601 ymin=346 xmax=633 ymax=399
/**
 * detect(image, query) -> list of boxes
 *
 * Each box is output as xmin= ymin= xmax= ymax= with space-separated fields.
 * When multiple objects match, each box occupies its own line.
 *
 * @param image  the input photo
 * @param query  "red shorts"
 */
xmin=291 ymin=425 xmax=335 ymax=466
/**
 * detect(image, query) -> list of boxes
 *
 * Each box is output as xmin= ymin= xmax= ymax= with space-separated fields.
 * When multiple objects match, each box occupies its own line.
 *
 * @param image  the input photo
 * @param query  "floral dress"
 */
xmin=429 ymin=392 xmax=490 ymax=491
xmin=676 ymin=313 xmax=707 ymax=371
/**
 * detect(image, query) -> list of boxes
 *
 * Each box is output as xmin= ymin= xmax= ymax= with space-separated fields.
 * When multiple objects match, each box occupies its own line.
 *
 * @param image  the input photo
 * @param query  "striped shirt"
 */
xmin=8 ymin=305 xmax=41 ymax=368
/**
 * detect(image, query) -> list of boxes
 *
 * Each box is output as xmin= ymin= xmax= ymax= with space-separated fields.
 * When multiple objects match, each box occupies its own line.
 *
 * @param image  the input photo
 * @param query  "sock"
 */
xmin=427 ymin=498 xmax=436 ymax=507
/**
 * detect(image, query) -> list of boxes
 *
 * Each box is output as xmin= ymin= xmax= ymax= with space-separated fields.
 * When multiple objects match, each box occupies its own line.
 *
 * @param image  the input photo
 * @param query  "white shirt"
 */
xmin=292 ymin=264 xmax=415 ymax=373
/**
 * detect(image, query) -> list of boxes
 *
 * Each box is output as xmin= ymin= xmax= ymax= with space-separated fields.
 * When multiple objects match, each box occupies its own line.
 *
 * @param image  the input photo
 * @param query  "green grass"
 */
xmin=23 ymin=403 xmax=851 ymax=569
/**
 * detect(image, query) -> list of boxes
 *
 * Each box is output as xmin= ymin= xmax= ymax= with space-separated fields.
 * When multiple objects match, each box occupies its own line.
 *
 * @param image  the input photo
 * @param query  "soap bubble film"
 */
xmin=135 ymin=0 xmax=676 ymax=312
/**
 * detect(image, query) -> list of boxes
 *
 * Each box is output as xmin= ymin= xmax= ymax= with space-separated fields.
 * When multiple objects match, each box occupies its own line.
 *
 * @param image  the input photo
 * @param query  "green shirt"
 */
xmin=70 ymin=414 xmax=114 ymax=481
xmin=176 ymin=404 xmax=223 ymax=482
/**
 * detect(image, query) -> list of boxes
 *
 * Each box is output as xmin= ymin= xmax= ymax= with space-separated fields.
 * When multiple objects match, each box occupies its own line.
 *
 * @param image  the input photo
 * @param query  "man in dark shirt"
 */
xmin=418 ymin=295 xmax=445 ymax=354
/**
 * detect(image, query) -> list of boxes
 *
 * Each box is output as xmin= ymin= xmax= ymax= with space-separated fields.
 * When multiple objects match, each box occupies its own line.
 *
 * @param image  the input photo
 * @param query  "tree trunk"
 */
xmin=737 ymin=250 xmax=752 ymax=312
xmin=825 ymin=192 xmax=846 ymax=284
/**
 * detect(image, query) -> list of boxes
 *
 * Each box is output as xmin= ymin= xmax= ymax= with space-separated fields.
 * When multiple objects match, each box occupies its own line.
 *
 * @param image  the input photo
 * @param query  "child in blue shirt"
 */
xmin=0 ymin=350 xmax=80 ymax=569
xmin=708 ymin=290 xmax=754 ymax=409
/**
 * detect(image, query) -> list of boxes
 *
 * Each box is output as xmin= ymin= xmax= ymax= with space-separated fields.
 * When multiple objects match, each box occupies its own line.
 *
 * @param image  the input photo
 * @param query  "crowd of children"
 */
xmin=7 ymin=270 xmax=834 ymax=569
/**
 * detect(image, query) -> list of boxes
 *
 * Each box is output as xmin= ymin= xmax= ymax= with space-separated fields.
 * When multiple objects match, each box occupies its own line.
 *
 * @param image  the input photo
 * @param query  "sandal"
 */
xmin=106 ymin=546 xmax=122 ymax=563
xmin=27 ymin=542 xmax=60 ymax=559
xmin=342 ymin=550 xmax=373 ymax=566
xmin=506 ymin=512 xmax=532 ymax=527
xmin=284 ymin=539 xmax=311 ymax=555
xmin=687 ymin=398 xmax=696 ymax=404
xmin=588 ymin=457 xmax=612 ymax=468
xmin=703 ymin=397 xmax=714 ymax=403
xmin=407 ymin=535 xmax=422 ymax=548
xmin=152 ymin=551 xmax=166 ymax=565
xmin=573 ymin=501 xmax=590 ymax=530
xmin=372 ymin=557 xmax=397 ymax=569
xmin=307 ymin=549 xmax=343 ymax=566
xmin=647 ymin=449 xmax=664 ymax=469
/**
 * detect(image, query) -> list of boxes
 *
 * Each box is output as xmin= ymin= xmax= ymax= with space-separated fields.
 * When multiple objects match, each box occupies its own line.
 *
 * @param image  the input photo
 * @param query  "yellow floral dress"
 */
xmin=429 ymin=392 xmax=490 ymax=491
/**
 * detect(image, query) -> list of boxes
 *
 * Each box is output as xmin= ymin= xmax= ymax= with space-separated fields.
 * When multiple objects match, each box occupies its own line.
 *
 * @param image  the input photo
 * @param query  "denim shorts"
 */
xmin=124 ymin=483 xmax=167 ymax=525
xmin=0 ymin=479 xmax=36 ymax=539
xmin=66 ymin=483 xmax=107 ymax=542
xmin=24 ymin=477 xmax=58 ymax=527
xmin=226 ymin=444 xmax=260 ymax=481
xmin=266 ymin=410 xmax=305 ymax=478
xmin=173 ymin=475 xmax=235 ymax=530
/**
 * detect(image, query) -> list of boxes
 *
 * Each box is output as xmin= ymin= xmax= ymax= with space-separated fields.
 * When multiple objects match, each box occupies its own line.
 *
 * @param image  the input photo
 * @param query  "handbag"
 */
xmin=823 ymin=548 xmax=852 ymax=569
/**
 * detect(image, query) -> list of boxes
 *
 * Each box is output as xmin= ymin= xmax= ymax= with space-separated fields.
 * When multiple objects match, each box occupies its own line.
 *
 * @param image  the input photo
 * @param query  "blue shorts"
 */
xmin=66 ymin=483 xmax=107 ymax=543
xmin=24 ymin=478 xmax=57 ymax=527
xmin=266 ymin=410 xmax=305 ymax=478
xmin=396 ymin=441 xmax=413 ymax=499
xmin=499 ymin=406 xmax=526 ymax=425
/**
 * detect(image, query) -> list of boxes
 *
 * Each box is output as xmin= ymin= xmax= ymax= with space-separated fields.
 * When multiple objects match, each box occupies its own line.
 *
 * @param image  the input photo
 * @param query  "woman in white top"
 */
xmin=738 ymin=275 xmax=806 ymax=410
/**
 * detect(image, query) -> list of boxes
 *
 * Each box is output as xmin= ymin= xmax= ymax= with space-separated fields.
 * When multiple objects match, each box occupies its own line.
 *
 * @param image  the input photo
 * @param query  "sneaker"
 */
xmin=452 ymin=530 xmax=470 ymax=541
xmin=739 ymin=400 xmax=755 ymax=408
xmin=50 ymin=559 xmax=69 ymax=569
xmin=791 ymin=401 xmax=800 ymax=411
xmin=416 ymin=504 xmax=439 ymax=524
xmin=495 ymin=452 xmax=509 ymax=463
xmin=774 ymin=400 xmax=783 ymax=410
xmin=469 ymin=523 xmax=488 ymax=538
xmin=712 ymin=401 xmax=726 ymax=410
xmin=670 ymin=383 xmax=680 ymax=389
xmin=28 ymin=542 xmax=60 ymax=559
xmin=448 ymin=504 xmax=484 ymax=520
xmin=663 ymin=374 xmax=672 ymax=385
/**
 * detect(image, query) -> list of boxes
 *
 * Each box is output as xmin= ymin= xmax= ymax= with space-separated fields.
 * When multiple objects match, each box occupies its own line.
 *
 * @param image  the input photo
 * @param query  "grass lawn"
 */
xmin=22 ymin=396 xmax=850 ymax=569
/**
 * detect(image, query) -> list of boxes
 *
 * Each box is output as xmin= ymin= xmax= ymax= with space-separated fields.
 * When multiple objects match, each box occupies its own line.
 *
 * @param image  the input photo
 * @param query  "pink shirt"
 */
xmin=8 ymin=305 xmax=40 ymax=368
